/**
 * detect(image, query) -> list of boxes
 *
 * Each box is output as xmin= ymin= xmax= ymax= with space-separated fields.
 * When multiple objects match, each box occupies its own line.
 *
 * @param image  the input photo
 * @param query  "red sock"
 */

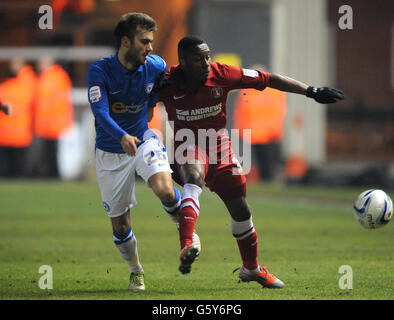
xmin=178 ymin=204 xmax=198 ymax=249
xmin=235 ymin=230 xmax=259 ymax=270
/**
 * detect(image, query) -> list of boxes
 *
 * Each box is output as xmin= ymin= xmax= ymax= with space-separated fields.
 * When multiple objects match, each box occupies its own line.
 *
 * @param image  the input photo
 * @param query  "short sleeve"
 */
xmin=211 ymin=62 xmax=270 ymax=91
xmin=147 ymin=55 xmax=167 ymax=108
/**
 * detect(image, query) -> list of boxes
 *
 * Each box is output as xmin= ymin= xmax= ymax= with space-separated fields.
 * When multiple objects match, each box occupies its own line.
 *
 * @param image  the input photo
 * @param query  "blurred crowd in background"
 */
xmin=0 ymin=0 xmax=393 ymax=188
xmin=0 ymin=56 xmax=73 ymax=178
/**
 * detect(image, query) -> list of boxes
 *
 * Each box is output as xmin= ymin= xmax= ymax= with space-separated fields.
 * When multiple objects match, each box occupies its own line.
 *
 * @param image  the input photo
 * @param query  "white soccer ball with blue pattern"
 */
xmin=353 ymin=189 xmax=393 ymax=229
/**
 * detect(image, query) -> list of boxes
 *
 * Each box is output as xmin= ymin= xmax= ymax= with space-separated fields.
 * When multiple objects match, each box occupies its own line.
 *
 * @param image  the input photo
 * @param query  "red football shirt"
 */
xmin=159 ymin=62 xmax=270 ymax=135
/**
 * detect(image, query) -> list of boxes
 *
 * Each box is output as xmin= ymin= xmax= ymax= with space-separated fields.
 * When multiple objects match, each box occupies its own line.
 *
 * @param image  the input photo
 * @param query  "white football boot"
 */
xmin=128 ymin=271 xmax=145 ymax=291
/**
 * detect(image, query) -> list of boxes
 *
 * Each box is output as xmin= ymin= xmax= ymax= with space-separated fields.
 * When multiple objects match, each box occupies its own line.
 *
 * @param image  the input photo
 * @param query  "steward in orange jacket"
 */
xmin=34 ymin=63 xmax=73 ymax=140
xmin=0 ymin=64 xmax=36 ymax=147
xmin=233 ymin=87 xmax=286 ymax=145
xmin=33 ymin=59 xmax=74 ymax=178
xmin=33 ymin=56 xmax=74 ymax=178
xmin=233 ymin=86 xmax=287 ymax=181
xmin=0 ymin=63 xmax=36 ymax=177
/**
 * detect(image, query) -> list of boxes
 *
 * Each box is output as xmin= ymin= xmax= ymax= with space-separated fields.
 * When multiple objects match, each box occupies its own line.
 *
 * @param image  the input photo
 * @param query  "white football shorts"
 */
xmin=95 ymin=133 xmax=172 ymax=218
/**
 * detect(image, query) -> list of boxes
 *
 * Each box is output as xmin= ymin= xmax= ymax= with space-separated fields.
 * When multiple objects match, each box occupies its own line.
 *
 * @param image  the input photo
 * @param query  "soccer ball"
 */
xmin=353 ymin=189 xmax=393 ymax=229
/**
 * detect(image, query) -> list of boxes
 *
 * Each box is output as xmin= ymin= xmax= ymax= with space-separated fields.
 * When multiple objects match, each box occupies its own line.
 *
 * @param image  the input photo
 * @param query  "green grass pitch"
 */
xmin=0 ymin=180 xmax=392 ymax=300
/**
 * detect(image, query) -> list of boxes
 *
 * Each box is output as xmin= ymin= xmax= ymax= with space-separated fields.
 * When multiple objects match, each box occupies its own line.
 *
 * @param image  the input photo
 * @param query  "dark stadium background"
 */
xmin=0 ymin=0 xmax=393 ymax=189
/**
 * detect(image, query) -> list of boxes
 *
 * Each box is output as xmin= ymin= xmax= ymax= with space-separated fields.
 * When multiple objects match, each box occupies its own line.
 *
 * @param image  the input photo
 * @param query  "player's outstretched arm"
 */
xmin=268 ymin=73 xmax=344 ymax=104
xmin=268 ymin=73 xmax=308 ymax=95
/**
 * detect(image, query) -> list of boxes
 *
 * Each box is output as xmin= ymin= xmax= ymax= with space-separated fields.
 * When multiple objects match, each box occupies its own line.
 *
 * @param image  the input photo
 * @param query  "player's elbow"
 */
xmin=267 ymin=73 xmax=283 ymax=89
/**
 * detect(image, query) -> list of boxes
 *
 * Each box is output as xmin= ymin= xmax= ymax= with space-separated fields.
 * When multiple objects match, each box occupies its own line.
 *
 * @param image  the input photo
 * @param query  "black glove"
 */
xmin=306 ymin=86 xmax=344 ymax=104
xmin=151 ymin=71 xmax=165 ymax=95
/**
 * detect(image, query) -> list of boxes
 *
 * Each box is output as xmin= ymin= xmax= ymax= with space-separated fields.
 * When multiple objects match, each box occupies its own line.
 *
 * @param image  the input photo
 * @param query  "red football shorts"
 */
xmin=171 ymin=136 xmax=246 ymax=201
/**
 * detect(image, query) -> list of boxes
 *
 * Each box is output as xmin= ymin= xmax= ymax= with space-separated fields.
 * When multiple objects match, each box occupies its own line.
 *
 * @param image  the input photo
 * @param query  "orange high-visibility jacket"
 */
xmin=149 ymin=104 xmax=163 ymax=131
xmin=148 ymin=104 xmax=166 ymax=142
xmin=233 ymin=87 xmax=287 ymax=144
xmin=34 ymin=64 xmax=73 ymax=139
xmin=0 ymin=65 xmax=36 ymax=147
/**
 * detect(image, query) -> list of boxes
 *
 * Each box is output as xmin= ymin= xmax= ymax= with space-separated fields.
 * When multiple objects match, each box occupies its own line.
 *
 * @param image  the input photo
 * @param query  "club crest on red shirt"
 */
xmin=211 ymin=87 xmax=223 ymax=98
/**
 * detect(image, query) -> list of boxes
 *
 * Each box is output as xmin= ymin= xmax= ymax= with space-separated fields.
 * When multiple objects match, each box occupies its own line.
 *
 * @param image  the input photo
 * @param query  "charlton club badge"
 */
xmin=211 ymin=87 xmax=223 ymax=98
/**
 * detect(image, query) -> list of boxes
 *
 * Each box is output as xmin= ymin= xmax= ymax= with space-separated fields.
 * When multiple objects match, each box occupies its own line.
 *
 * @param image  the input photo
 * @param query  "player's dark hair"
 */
xmin=178 ymin=35 xmax=206 ymax=61
xmin=114 ymin=12 xmax=157 ymax=49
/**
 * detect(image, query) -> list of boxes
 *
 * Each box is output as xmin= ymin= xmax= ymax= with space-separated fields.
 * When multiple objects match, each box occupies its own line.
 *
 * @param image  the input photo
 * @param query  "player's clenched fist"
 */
xmin=121 ymin=134 xmax=141 ymax=156
xmin=306 ymin=86 xmax=344 ymax=104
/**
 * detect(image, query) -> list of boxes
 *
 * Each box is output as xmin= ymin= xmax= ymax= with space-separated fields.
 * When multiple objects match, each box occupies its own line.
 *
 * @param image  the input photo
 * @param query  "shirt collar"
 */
xmin=171 ymin=65 xmax=212 ymax=90
xmin=114 ymin=53 xmax=143 ymax=75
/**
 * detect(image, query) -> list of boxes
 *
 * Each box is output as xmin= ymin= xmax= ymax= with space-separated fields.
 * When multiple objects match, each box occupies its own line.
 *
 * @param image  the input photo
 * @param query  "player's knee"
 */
xmin=111 ymin=214 xmax=131 ymax=235
xmin=152 ymin=179 xmax=175 ymax=203
xmin=231 ymin=208 xmax=250 ymax=222
xmin=149 ymin=173 xmax=175 ymax=202
xmin=157 ymin=185 xmax=175 ymax=203
xmin=113 ymin=222 xmax=130 ymax=236
xmin=180 ymin=163 xmax=205 ymax=187
xmin=226 ymin=198 xmax=251 ymax=221
xmin=185 ymin=170 xmax=204 ymax=187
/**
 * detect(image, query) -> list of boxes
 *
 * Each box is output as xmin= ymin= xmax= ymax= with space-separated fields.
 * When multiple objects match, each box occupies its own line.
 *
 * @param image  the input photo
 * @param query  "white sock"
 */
xmin=231 ymin=216 xmax=254 ymax=239
xmin=181 ymin=183 xmax=202 ymax=215
xmin=113 ymin=228 xmax=143 ymax=273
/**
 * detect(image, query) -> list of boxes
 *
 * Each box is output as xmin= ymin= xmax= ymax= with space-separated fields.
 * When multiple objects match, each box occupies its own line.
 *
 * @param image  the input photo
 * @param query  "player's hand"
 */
xmin=0 ymin=103 xmax=12 ymax=115
xmin=120 ymin=134 xmax=140 ymax=156
xmin=306 ymin=86 xmax=345 ymax=104
xmin=152 ymin=72 xmax=174 ymax=94
xmin=151 ymin=71 xmax=165 ymax=94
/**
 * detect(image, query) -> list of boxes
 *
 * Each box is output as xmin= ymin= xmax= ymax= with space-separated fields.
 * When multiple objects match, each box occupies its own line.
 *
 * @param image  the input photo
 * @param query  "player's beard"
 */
xmin=125 ymin=47 xmax=145 ymax=67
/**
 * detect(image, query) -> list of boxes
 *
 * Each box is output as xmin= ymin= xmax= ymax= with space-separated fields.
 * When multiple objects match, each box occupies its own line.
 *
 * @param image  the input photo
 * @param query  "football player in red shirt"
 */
xmin=157 ymin=35 xmax=344 ymax=288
